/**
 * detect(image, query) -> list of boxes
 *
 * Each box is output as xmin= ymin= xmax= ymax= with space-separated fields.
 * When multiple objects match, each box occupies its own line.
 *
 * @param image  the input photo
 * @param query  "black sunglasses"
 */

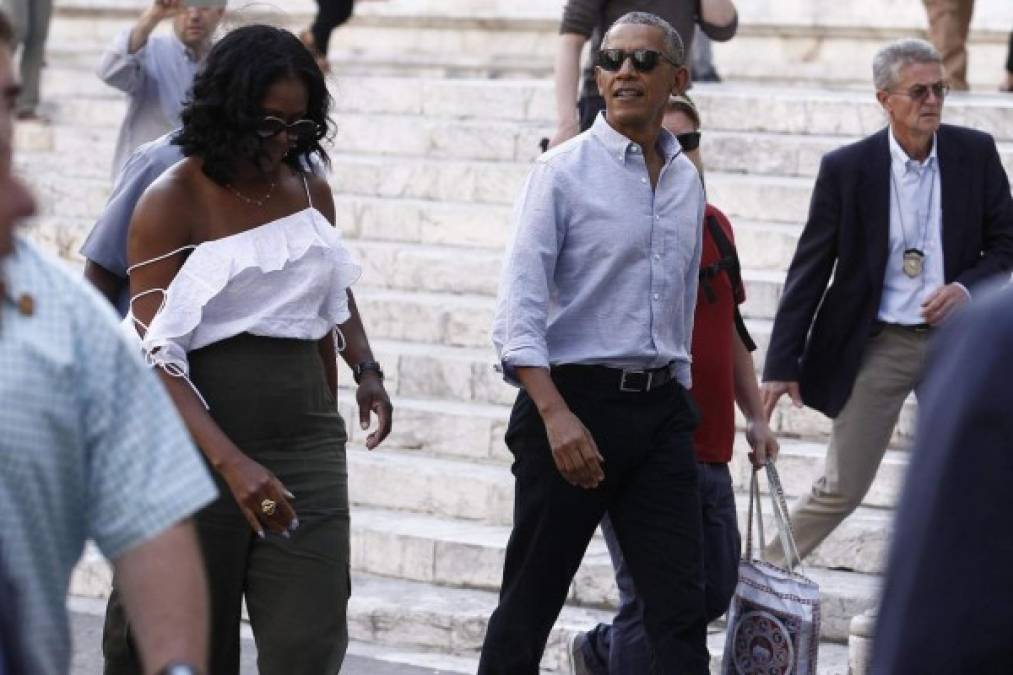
xmin=676 ymin=131 xmax=701 ymax=152
xmin=597 ymin=49 xmax=680 ymax=73
xmin=255 ymin=116 xmax=320 ymax=143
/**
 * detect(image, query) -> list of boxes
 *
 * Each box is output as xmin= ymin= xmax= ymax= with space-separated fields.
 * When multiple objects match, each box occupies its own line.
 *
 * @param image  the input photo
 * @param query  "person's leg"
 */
xmin=15 ymin=0 xmax=51 ymax=115
xmin=1003 ymin=31 xmax=1013 ymax=91
xmin=691 ymin=28 xmax=720 ymax=82
xmin=2 ymin=0 xmax=27 ymax=47
xmin=597 ymin=515 xmax=653 ymax=674
xmin=698 ymin=463 xmax=741 ymax=622
xmin=577 ymin=95 xmax=605 ymax=133
xmin=765 ymin=327 xmax=924 ymax=565
xmin=922 ymin=0 xmax=973 ymax=90
xmin=605 ymin=384 xmax=708 ymax=674
xmin=246 ymin=514 xmax=351 ymax=674
xmin=194 ymin=506 xmax=252 ymax=675
xmin=310 ymin=0 xmax=354 ymax=56
xmin=478 ymin=390 xmax=609 ymax=675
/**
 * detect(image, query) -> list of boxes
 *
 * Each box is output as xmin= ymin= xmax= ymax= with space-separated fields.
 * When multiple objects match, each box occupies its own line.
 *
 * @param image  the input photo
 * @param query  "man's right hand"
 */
xmin=761 ymin=380 xmax=803 ymax=421
xmin=147 ymin=0 xmax=184 ymax=22
xmin=543 ymin=407 xmax=605 ymax=489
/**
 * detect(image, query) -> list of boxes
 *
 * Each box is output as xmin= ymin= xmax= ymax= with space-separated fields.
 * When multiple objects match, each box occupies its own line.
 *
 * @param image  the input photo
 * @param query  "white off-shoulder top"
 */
xmin=126 ymin=176 xmax=361 ymax=407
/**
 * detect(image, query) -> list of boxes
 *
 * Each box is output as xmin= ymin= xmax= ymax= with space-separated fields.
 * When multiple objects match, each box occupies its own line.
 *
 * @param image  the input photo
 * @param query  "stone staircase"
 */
xmin=17 ymin=0 xmax=1013 ymax=672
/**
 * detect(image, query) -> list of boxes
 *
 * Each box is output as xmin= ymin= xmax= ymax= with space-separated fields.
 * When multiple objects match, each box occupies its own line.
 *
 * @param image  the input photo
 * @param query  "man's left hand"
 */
xmin=356 ymin=374 xmax=393 ymax=450
xmin=921 ymin=283 xmax=969 ymax=326
xmin=745 ymin=419 xmax=779 ymax=469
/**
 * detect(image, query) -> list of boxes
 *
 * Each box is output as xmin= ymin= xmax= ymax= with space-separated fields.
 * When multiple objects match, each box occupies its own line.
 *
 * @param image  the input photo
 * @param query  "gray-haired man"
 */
xmin=481 ymin=12 xmax=708 ymax=674
xmin=761 ymin=38 xmax=1013 ymax=565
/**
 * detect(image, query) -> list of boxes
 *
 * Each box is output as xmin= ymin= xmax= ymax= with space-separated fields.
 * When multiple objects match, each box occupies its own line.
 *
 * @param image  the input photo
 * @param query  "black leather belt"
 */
xmin=551 ymin=363 xmax=675 ymax=393
xmin=881 ymin=322 xmax=933 ymax=334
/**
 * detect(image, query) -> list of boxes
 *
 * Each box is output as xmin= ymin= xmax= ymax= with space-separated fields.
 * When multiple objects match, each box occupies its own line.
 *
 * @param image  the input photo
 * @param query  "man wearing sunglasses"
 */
xmin=569 ymin=93 xmax=779 ymax=675
xmin=549 ymin=0 xmax=737 ymax=149
xmin=485 ymin=12 xmax=709 ymax=674
xmin=761 ymin=38 xmax=1013 ymax=568
xmin=98 ymin=0 xmax=227 ymax=177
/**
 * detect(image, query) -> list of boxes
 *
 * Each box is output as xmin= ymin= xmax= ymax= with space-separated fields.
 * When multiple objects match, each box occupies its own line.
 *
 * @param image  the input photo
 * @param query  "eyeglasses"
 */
xmin=597 ymin=49 xmax=680 ymax=73
xmin=676 ymin=131 xmax=701 ymax=152
xmin=889 ymin=82 xmax=949 ymax=103
xmin=255 ymin=116 xmax=320 ymax=144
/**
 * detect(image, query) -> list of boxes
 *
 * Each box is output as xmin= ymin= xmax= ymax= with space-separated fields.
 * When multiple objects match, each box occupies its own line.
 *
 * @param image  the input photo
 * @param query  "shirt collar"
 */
xmin=171 ymin=32 xmax=202 ymax=63
xmin=590 ymin=111 xmax=681 ymax=165
xmin=889 ymin=126 xmax=937 ymax=174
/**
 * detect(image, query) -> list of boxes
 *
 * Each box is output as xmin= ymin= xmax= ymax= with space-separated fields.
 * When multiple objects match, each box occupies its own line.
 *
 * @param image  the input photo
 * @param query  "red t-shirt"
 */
xmin=691 ymin=205 xmax=746 ymax=464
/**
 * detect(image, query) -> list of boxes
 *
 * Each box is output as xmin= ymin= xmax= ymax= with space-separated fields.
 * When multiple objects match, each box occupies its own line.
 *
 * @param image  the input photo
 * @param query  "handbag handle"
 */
xmin=743 ymin=462 xmax=806 ymax=574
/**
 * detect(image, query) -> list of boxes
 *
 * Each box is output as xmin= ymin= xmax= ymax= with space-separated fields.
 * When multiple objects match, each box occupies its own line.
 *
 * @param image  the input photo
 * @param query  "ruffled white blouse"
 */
xmin=127 ymin=196 xmax=361 ymax=408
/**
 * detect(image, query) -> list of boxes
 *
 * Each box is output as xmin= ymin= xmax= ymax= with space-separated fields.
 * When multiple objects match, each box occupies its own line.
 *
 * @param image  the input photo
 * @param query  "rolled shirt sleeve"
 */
xmin=492 ymin=161 xmax=563 ymax=381
xmin=560 ymin=0 xmax=605 ymax=36
xmin=699 ymin=11 xmax=738 ymax=42
xmin=97 ymin=28 xmax=148 ymax=95
xmin=79 ymin=284 xmax=216 ymax=560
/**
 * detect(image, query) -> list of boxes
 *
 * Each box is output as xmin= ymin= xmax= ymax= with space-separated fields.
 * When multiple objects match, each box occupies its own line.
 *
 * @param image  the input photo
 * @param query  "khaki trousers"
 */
xmin=922 ymin=0 xmax=975 ymax=90
xmin=765 ymin=326 xmax=930 ymax=566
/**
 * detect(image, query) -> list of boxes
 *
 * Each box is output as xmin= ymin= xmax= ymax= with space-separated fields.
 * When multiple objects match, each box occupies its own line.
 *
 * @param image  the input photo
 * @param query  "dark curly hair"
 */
xmin=174 ymin=24 xmax=333 ymax=185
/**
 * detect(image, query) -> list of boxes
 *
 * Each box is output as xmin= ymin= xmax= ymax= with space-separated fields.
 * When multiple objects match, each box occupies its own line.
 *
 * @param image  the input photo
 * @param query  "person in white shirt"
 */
xmin=97 ymin=0 xmax=225 ymax=176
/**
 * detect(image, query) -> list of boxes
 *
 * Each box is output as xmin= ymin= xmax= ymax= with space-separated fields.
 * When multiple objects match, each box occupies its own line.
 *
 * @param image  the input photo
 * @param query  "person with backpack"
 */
xmin=569 ymin=93 xmax=779 ymax=674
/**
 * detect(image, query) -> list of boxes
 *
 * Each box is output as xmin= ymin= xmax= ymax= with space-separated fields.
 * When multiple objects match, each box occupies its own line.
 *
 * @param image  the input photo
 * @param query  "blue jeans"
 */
xmin=581 ymin=463 xmax=741 ymax=674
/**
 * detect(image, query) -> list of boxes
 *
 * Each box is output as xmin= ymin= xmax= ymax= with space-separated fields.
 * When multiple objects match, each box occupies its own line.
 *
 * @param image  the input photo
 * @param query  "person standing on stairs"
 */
xmin=548 ymin=0 xmax=738 ymax=149
xmin=921 ymin=0 xmax=974 ymax=91
xmin=301 ymin=0 xmax=355 ymax=73
xmin=484 ymin=13 xmax=709 ymax=674
xmin=1 ymin=0 xmax=52 ymax=120
xmin=98 ymin=0 xmax=226 ymax=176
xmin=569 ymin=92 xmax=779 ymax=675
xmin=103 ymin=25 xmax=393 ymax=675
xmin=760 ymin=38 xmax=1013 ymax=568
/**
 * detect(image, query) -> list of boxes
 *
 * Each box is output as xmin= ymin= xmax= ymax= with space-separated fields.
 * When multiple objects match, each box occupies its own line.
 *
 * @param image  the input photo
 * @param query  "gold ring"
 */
xmin=260 ymin=498 xmax=277 ymax=516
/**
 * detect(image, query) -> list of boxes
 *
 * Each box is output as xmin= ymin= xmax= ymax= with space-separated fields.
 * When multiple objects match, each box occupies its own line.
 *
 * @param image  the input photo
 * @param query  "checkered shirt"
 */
xmin=0 ymin=238 xmax=217 ymax=675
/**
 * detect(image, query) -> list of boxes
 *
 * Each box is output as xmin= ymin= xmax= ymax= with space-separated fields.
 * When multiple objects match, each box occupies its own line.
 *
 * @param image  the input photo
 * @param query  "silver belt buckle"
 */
xmin=619 ymin=368 xmax=652 ymax=392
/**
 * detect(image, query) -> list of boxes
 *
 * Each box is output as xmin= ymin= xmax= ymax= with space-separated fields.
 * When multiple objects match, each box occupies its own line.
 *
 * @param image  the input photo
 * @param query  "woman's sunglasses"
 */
xmin=597 ymin=49 xmax=680 ymax=73
xmin=676 ymin=131 xmax=701 ymax=152
xmin=255 ymin=116 xmax=320 ymax=144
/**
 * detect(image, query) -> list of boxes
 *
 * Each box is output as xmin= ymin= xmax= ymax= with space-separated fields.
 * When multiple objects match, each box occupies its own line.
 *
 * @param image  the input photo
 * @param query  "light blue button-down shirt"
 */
xmin=879 ymin=129 xmax=946 ymax=324
xmin=492 ymin=113 xmax=704 ymax=387
xmin=98 ymin=29 xmax=201 ymax=176
xmin=0 ymin=238 xmax=217 ymax=675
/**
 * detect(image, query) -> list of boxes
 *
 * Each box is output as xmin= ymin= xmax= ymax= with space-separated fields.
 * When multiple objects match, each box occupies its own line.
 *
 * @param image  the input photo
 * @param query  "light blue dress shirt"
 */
xmin=98 ymin=29 xmax=201 ymax=176
xmin=492 ymin=113 xmax=704 ymax=387
xmin=79 ymin=131 xmax=183 ymax=316
xmin=879 ymin=129 xmax=947 ymax=324
xmin=0 ymin=238 xmax=217 ymax=675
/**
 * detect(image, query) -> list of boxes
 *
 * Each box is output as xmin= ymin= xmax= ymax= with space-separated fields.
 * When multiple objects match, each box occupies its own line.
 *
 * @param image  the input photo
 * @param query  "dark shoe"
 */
xmin=568 ymin=632 xmax=593 ymax=675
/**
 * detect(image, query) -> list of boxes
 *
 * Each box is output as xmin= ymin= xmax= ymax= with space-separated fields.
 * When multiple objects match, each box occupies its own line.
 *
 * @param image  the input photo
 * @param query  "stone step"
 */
xmin=350 ymin=505 xmax=880 ymax=642
xmin=68 ymin=547 xmax=852 ymax=672
xmin=23 ymin=64 xmax=1013 ymax=142
xmin=347 ymin=447 xmax=894 ymax=574
xmin=347 ymin=572 xmax=852 ymax=673
xmin=332 ymin=341 xmax=917 ymax=447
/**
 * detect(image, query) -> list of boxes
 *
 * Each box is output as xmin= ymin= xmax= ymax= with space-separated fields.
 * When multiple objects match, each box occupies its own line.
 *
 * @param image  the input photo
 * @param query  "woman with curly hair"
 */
xmin=108 ymin=24 xmax=389 ymax=674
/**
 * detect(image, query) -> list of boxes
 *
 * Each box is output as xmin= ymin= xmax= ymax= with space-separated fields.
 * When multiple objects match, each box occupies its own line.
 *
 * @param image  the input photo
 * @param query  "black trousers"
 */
xmin=311 ymin=0 xmax=354 ymax=55
xmin=478 ymin=370 xmax=709 ymax=674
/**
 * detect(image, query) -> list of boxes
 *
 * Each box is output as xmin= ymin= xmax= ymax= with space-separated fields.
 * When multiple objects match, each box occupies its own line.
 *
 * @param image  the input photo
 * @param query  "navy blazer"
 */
xmin=762 ymin=124 xmax=1013 ymax=417
xmin=872 ymin=283 xmax=1013 ymax=673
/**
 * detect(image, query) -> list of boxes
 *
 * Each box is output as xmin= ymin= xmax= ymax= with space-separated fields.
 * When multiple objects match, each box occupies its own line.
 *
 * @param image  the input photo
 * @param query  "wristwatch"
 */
xmin=158 ymin=665 xmax=200 ymax=675
xmin=352 ymin=360 xmax=384 ymax=384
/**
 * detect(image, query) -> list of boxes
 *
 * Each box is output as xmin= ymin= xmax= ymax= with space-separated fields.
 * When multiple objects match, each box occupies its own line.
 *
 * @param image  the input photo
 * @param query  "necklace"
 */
xmin=226 ymin=180 xmax=277 ymax=208
xmin=890 ymin=160 xmax=936 ymax=279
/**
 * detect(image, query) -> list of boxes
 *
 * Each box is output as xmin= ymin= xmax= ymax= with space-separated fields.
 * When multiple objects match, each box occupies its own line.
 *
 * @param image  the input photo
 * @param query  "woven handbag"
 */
xmin=721 ymin=463 xmax=822 ymax=675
